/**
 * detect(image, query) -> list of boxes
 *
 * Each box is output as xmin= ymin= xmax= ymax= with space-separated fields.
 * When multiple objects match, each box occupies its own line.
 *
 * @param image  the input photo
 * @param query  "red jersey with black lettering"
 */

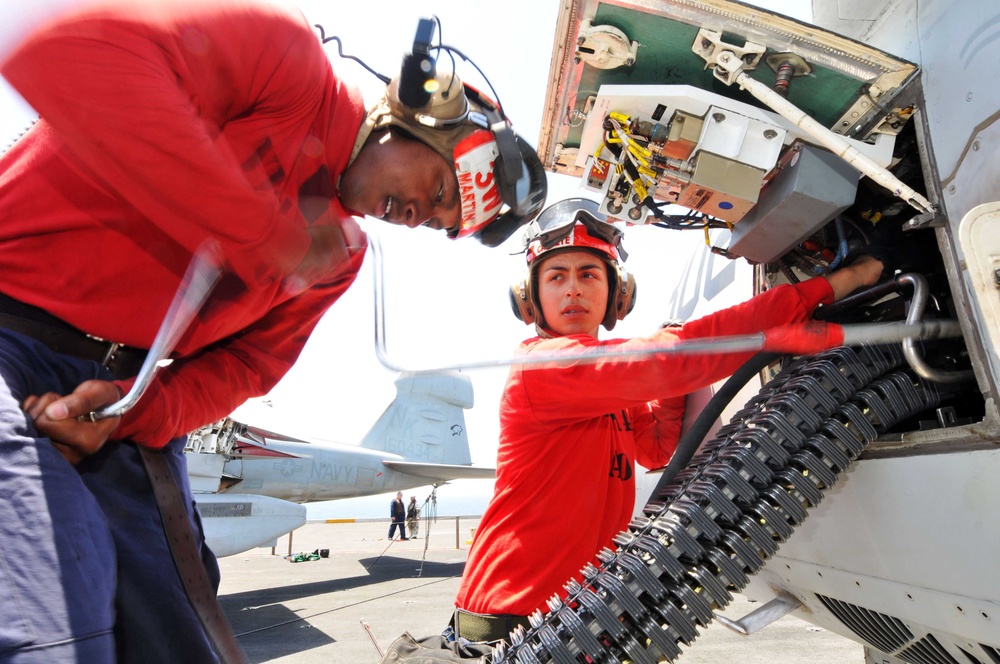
xmin=455 ymin=277 xmax=833 ymax=616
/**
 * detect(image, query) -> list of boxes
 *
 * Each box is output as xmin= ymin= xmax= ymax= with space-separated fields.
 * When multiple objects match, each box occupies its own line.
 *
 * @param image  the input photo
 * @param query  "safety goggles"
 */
xmin=524 ymin=198 xmax=628 ymax=260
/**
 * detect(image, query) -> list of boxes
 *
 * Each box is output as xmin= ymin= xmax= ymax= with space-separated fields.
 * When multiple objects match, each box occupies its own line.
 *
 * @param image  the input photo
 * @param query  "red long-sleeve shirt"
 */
xmin=455 ymin=277 xmax=833 ymax=616
xmin=0 ymin=0 xmax=367 ymax=446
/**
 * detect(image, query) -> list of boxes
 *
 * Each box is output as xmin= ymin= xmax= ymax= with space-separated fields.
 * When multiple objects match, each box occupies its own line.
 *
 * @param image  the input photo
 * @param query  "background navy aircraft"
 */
xmin=479 ymin=0 xmax=1000 ymax=663
xmin=185 ymin=371 xmax=494 ymax=557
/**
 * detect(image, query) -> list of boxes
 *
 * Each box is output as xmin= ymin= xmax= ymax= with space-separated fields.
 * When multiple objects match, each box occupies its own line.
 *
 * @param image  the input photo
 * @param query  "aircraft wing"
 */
xmin=381 ymin=460 xmax=496 ymax=481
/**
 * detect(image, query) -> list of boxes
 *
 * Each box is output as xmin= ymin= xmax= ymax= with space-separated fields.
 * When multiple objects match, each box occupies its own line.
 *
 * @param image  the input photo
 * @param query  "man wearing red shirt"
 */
xmin=451 ymin=198 xmax=882 ymax=642
xmin=0 ymin=1 xmax=545 ymax=661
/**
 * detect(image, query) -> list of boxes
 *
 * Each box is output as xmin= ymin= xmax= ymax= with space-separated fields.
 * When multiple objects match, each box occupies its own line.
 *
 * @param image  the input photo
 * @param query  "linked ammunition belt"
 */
xmin=492 ymin=344 xmax=941 ymax=663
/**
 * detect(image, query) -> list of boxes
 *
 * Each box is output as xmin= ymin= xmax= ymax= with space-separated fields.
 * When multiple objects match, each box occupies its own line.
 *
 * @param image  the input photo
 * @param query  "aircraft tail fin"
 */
xmin=360 ymin=371 xmax=475 ymax=466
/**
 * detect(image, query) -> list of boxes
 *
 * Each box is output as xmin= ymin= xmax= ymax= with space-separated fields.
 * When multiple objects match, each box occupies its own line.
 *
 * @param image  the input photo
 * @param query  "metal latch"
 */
xmin=714 ymin=590 xmax=804 ymax=636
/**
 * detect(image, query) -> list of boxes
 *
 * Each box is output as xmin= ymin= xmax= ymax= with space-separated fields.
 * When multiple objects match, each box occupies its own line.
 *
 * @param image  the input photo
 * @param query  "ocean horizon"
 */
xmin=302 ymin=466 xmax=664 ymax=522
xmin=304 ymin=478 xmax=495 ymax=521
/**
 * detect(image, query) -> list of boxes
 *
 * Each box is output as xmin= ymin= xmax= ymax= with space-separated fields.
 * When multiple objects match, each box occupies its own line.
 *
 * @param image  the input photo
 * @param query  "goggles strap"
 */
xmin=535 ymin=213 xmax=625 ymax=258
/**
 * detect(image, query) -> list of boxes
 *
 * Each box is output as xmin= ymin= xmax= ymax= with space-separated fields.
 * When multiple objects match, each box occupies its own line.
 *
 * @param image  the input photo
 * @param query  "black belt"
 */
xmin=452 ymin=609 xmax=530 ymax=643
xmin=0 ymin=292 xmax=147 ymax=379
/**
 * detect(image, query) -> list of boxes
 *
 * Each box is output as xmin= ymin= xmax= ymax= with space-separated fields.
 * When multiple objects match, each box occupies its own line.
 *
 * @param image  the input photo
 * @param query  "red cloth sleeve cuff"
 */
xmin=798 ymin=276 xmax=836 ymax=309
xmin=761 ymin=322 xmax=845 ymax=355
xmin=110 ymin=378 xmax=170 ymax=448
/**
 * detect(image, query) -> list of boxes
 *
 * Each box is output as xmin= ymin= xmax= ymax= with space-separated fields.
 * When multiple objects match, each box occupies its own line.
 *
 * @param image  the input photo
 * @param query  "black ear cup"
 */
xmin=477 ymin=136 xmax=548 ymax=248
xmin=508 ymin=278 xmax=534 ymax=324
xmin=385 ymin=20 xmax=546 ymax=243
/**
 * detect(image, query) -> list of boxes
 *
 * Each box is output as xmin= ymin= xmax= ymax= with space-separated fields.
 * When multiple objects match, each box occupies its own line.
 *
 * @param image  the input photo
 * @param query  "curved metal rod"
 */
xmin=896 ymin=273 xmax=976 ymax=383
xmin=730 ymin=69 xmax=934 ymax=216
xmin=370 ymin=238 xmax=965 ymax=374
xmin=816 ymin=272 xmax=974 ymax=384
xmin=89 ymin=240 xmax=223 ymax=419
xmin=371 ymin=235 xmax=788 ymax=372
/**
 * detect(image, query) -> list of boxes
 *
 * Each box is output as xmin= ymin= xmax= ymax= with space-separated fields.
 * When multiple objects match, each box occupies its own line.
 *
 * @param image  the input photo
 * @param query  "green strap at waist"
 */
xmin=453 ymin=609 xmax=530 ymax=643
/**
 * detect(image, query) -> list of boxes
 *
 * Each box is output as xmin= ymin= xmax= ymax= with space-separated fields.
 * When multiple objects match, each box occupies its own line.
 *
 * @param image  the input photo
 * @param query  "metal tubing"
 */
xmin=373 ymin=239 xmax=965 ymax=373
xmin=840 ymin=320 xmax=964 ymax=344
xmin=815 ymin=273 xmax=974 ymax=383
xmin=731 ymin=67 xmax=935 ymax=216
xmin=896 ymin=273 xmax=976 ymax=383
xmin=714 ymin=591 xmax=804 ymax=636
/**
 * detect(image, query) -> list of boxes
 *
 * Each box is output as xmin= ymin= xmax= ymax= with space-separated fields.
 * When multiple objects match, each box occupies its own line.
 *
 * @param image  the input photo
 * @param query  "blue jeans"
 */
xmin=0 ymin=330 xmax=219 ymax=663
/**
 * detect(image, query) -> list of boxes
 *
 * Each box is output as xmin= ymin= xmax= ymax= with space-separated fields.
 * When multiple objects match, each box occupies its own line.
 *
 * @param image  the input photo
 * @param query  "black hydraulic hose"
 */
xmin=651 ymin=352 xmax=781 ymax=499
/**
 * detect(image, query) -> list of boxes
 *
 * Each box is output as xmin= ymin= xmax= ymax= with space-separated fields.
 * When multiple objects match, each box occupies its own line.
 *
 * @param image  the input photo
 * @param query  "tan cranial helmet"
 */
xmin=350 ymin=69 xmax=547 ymax=247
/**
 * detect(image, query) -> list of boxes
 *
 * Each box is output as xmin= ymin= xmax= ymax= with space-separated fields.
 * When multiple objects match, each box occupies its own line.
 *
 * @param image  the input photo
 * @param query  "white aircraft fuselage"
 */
xmin=186 ymin=371 xmax=493 ymax=557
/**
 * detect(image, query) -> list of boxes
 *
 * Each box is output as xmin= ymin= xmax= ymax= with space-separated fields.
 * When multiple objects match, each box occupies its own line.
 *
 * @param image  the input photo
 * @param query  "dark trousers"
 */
xmin=388 ymin=519 xmax=407 ymax=540
xmin=0 ymin=329 xmax=219 ymax=663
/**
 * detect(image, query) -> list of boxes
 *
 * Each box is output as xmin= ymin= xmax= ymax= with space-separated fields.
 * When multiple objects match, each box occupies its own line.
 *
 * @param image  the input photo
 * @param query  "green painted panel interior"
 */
xmin=565 ymin=3 xmax=867 ymax=148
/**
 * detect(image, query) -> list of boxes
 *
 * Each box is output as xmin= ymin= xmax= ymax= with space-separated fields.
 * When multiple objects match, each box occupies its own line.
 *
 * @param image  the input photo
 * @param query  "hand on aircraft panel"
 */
xmin=22 ymin=379 xmax=123 ymax=465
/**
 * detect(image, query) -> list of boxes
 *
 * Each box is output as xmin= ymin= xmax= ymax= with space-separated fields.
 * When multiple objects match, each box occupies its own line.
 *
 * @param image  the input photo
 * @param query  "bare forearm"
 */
xmin=824 ymin=256 xmax=883 ymax=302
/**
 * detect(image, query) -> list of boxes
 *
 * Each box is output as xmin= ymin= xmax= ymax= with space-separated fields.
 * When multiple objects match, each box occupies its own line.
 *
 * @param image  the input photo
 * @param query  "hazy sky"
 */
xmin=0 ymin=0 xmax=813 ymax=513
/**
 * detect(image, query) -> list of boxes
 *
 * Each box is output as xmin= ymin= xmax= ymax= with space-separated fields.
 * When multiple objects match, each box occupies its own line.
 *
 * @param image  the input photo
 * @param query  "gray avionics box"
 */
xmin=727 ymin=144 xmax=860 ymax=264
